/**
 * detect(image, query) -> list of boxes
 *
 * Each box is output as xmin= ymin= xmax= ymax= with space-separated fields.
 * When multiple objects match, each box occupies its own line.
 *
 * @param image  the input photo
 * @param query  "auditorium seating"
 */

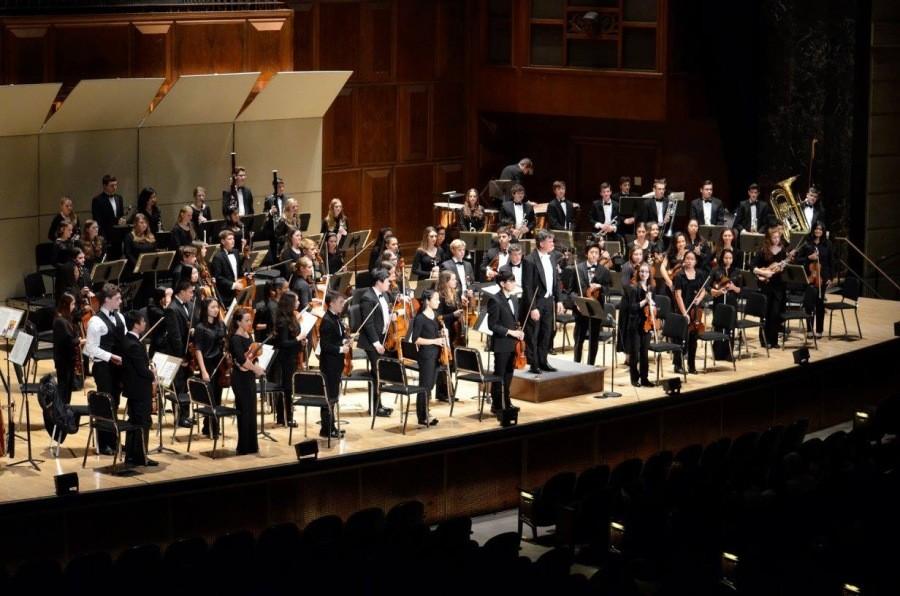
xmin=2 ymin=400 xmax=896 ymax=595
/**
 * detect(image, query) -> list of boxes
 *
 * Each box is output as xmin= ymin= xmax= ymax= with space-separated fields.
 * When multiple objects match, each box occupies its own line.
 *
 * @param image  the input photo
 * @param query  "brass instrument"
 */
xmin=662 ymin=196 xmax=680 ymax=238
xmin=770 ymin=175 xmax=809 ymax=242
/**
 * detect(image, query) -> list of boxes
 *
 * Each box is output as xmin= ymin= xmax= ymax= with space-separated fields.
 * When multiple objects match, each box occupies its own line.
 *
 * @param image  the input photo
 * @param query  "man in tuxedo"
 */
xmin=498 ymin=244 xmax=524 ymax=289
xmin=498 ymin=157 xmax=534 ymax=202
xmin=499 ymin=184 xmax=535 ymax=240
xmin=262 ymin=176 xmax=287 ymax=262
xmin=163 ymin=280 xmax=195 ymax=426
xmin=487 ymin=271 xmax=525 ymax=418
xmin=521 ymin=230 xmax=565 ymax=374
xmin=83 ymin=283 xmax=126 ymax=454
xmin=564 ymin=242 xmax=612 ymax=365
xmin=689 ymin=180 xmax=726 ymax=226
xmin=91 ymin=174 xmax=126 ymax=258
xmin=441 ymin=239 xmax=476 ymax=298
xmin=222 ymin=165 xmax=254 ymax=217
xmin=733 ymin=183 xmax=774 ymax=235
xmin=355 ymin=268 xmax=394 ymax=417
xmin=590 ymin=182 xmax=621 ymax=241
xmin=481 ymin=227 xmax=512 ymax=281
xmin=547 ymin=181 xmax=577 ymax=231
xmin=801 ymin=186 xmax=826 ymax=231
xmin=210 ymin=229 xmax=245 ymax=307
xmin=637 ymin=178 xmax=670 ymax=228
xmin=121 ymin=310 xmax=157 ymax=466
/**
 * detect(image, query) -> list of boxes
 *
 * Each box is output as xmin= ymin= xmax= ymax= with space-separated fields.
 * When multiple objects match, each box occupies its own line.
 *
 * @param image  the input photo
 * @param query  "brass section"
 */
xmin=769 ymin=175 xmax=809 ymax=242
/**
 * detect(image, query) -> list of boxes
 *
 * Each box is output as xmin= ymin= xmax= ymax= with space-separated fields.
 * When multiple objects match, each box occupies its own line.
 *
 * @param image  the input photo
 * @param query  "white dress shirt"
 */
xmin=237 ymin=188 xmax=246 ymax=216
xmin=227 ymin=252 xmax=238 ymax=279
xmin=108 ymin=195 xmax=118 ymax=218
xmin=803 ymin=204 xmax=814 ymax=228
xmin=655 ymin=200 xmax=665 ymax=223
xmin=603 ymin=202 xmax=613 ymax=226
xmin=454 ymin=261 xmax=468 ymax=293
xmin=749 ymin=203 xmax=758 ymax=232
xmin=703 ymin=200 xmax=713 ymax=225
xmin=83 ymin=307 xmax=125 ymax=362
xmin=514 ymin=203 xmax=525 ymax=227
xmin=539 ymin=252 xmax=554 ymax=298
xmin=376 ymin=290 xmax=390 ymax=335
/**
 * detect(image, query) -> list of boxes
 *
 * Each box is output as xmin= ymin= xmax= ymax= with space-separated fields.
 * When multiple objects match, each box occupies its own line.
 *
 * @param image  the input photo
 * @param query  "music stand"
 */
xmin=235 ymin=284 xmax=256 ymax=307
xmin=782 ymin=264 xmax=809 ymax=286
xmin=204 ymin=244 xmax=221 ymax=264
xmin=90 ymin=259 xmax=126 ymax=288
xmin=699 ymin=225 xmax=729 ymax=245
xmin=550 ymin=229 xmax=575 ymax=251
xmin=518 ymin=239 xmax=536 ymax=256
xmin=328 ymin=271 xmax=353 ymax=295
xmin=247 ymin=250 xmax=267 ymax=270
xmin=299 ymin=212 xmax=311 ymax=233
xmin=619 ymin=196 xmax=643 ymax=234
xmin=413 ymin=279 xmax=436 ymax=299
xmin=199 ymin=219 xmax=225 ymax=245
xmin=119 ymin=279 xmax=143 ymax=309
xmin=739 ymin=269 xmax=760 ymax=291
xmin=489 ymin=179 xmax=513 ymax=205
xmin=305 ymin=233 xmax=322 ymax=245
xmin=603 ymin=240 xmax=623 ymax=257
xmin=593 ymin=300 xmax=621 ymax=398
xmin=241 ymin=213 xmax=266 ymax=236
xmin=150 ymin=352 xmax=182 ymax=455
xmin=134 ymin=250 xmax=176 ymax=289
xmin=257 ymin=344 xmax=278 ymax=442
xmin=342 ymin=229 xmax=371 ymax=273
xmin=739 ymin=232 xmax=764 ymax=269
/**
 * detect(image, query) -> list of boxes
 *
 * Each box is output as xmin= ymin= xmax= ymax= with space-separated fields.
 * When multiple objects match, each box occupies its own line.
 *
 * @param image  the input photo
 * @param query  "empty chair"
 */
xmin=649 ymin=314 xmax=688 ymax=385
xmin=697 ymin=303 xmax=738 ymax=372
xmin=454 ymin=346 xmax=502 ymax=421
xmin=81 ymin=390 xmax=144 ymax=472
xmin=781 ymin=286 xmax=819 ymax=349
xmin=518 ymin=471 xmax=577 ymax=540
xmin=824 ymin=276 xmax=862 ymax=339
xmin=186 ymin=378 xmax=238 ymax=458
xmin=290 ymin=370 xmax=339 ymax=447
xmin=734 ymin=290 xmax=769 ymax=357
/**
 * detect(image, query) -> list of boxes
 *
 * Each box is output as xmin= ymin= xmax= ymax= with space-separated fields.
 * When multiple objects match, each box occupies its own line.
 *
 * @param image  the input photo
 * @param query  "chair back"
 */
xmin=711 ymin=303 xmax=737 ymax=331
xmin=662 ymin=313 xmax=688 ymax=343
xmin=24 ymin=272 xmax=48 ymax=300
xmin=376 ymin=357 xmax=407 ymax=386
xmin=35 ymin=242 xmax=56 ymax=269
xmin=355 ymin=270 xmax=374 ymax=289
xmin=292 ymin=370 xmax=329 ymax=401
xmin=601 ymin=302 xmax=617 ymax=327
xmin=742 ymin=290 xmax=767 ymax=319
xmin=186 ymin=378 xmax=213 ymax=406
xmin=400 ymin=339 xmax=418 ymax=364
xmin=653 ymin=294 xmax=672 ymax=320
xmin=454 ymin=346 xmax=482 ymax=376
xmin=841 ymin=276 xmax=861 ymax=302
xmin=87 ymin=391 xmax=117 ymax=424
xmin=348 ymin=303 xmax=362 ymax=332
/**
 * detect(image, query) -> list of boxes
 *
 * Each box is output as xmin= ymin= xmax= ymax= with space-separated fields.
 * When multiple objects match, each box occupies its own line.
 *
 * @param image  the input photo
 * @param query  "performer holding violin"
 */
xmin=480 ymin=227 xmax=512 ymax=282
xmin=323 ymin=232 xmax=344 ymax=275
xmin=357 ymin=268 xmax=395 ymax=418
xmin=752 ymin=227 xmax=793 ymax=348
xmin=412 ymin=226 xmax=443 ymax=281
xmin=194 ymin=298 xmax=227 ymax=439
xmin=623 ymin=263 xmax=656 ymax=387
xmin=53 ymin=293 xmax=84 ymax=405
xmin=230 ymin=309 xmax=266 ymax=455
xmin=411 ymin=289 xmax=444 ymax=427
xmin=211 ymin=229 xmax=248 ymax=307
xmin=673 ymin=251 xmax=707 ymax=374
xmin=660 ymin=232 xmax=688 ymax=297
xmin=163 ymin=280 xmax=196 ymax=428
xmin=435 ymin=270 xmax=464 ymax=401
xmin=274 ymin=291 xmax=307 ymax=427
xmin=487 ymin=271 xmax=525 ymax=417
xmin=567 ymin=242 xmax=612 ymax=366
xmin=710 ymin=248 xmax=742 ymax=361
xmin=797 ymin=222 xmax=832 ymax=338
xmin=318 ymin=292 xmax=349 ymax=439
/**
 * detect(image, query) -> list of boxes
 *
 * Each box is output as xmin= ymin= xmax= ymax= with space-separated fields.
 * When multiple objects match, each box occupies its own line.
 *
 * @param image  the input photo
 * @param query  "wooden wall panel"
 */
xmin=434 ymin=162 xmax=465 ymax=194
xmin=3 ymin=27 xmax=48 ymax=84
xmin=131 ymin=23 xmax=171 ymax=79
xmin=323 ymin=168 xmax=362 ymax=226
xmin=398 ymin=84 xmax=430 ymax=162
xmin=394 ymin=164 xmax=433 ymax=241
xmin=53 ymin=24 xmax=130 ymax=87
xmin=173 ymin=20 xmax=244 ymax=76
xmin=436 ymin=0 xmax=466 ymax=81
xmin=247 ymin=19 xmax=292 ymax=78
xmin=396 ymin=0 xmax=436 ymax=82
xmin=432 ymin=80 xmax=465 ymax=159
xmin=292 ymin=3 xmax=315 ymax=70
xmin=361 ymin=168 xmax=392 ymax=230
xmin=356 ymin=84 xmax=397 ymax=164
xmin=318 ymin=2 xmax=360 ymax=78
xmin=323 ymin=87 xmax=355 ymax=168
xmin=360 ymin=1 xmax=393 ymax=82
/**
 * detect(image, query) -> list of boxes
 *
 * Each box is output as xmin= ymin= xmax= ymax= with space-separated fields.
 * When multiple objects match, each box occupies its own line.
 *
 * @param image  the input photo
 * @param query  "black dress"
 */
xmin=711 ymin=266 xmax=741 ymax=360
xmin=170 ymin=224 xmax=195 ymax=252
xmin=797 ymin=239 xmax=833 ymax=334
xmin=622 ymin=283 xmax=652 ymax=384
xmin=52 ymin=316 xmax=80 ymax=405
xmin=674 ymin=271 xmax=703 ymax=370
xmin=323 ymin=251 xmax=344 ymax=275
xmin=753 ymin=248 xmax=788 ymax=347
xmin=460 ymin=210 xmax=485 ymax=232
xmin=274 ymin=315 xmax=301 ymax=424
xmin=230 ymin=333 xmax=258 ymax=454
xmin=412 ymin=249 xmax=441 ymax=280
xmin=411 ymin=312 xmax=441 ymax=423
xmin=195 ymin=319 xmax=226 ymax=436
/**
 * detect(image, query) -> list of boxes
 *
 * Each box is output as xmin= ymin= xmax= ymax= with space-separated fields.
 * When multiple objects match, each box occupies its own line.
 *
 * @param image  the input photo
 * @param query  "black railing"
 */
xmin=0 ymin=0 xmax=286 ymax=15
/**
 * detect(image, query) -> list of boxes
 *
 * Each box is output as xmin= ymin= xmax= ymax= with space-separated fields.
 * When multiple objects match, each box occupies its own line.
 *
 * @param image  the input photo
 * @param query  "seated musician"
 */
xmin=412 ymin=226 xmax=442 ymax=281
xmin=124 ymin=213 xmax=158 ymax=307
xmin=480 ymin=226 xmax=512 ymax=282
xmin=81 ymin=219 xmax=106 ymax=270
xmin=190 ymin=186 xmax=211 ymax=229
xmin=223 ymin=207 xmax=246 ymax=250
xmin=170 ymin=205 xmax=197 ymax=256
xmin=48 ymin=195 xmax=81 ymax=243
xmin=499 ymin=184 xmax=535 ymax=240
xmin=686 ymin=218 xmax=712 ymax=275
xmin=290 ymin=256 xmax=315 ymax=311
xmin=460 ymin=188 xmax=485 ymax=232
xmin=279 ymin=228 xmax=304 ymax=279
xmin=659 ymin=232 xmax=688 ymax=297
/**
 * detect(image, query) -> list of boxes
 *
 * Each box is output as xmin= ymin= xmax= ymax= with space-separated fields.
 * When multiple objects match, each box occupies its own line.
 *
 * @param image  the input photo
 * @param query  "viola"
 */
xmin=437 ymin=317 xmax=452 ymax=367
xmin=514 ymin=324 xmax=527 ymax=370
xmin=342 ymin=320 xmax=354 ymax=376
xmin=688 ymin=304 xmax=705 ymax=334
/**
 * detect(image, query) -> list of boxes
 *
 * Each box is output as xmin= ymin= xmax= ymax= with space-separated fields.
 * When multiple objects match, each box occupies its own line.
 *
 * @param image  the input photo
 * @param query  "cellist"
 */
xmin=487 ymin=271 xmax=524 ymax=419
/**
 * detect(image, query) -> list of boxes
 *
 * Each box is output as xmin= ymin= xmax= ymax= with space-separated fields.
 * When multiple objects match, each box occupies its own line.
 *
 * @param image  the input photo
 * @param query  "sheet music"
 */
xmin=151 ymin=352 xmax=182 ymax=387
xmin=258 ymin=344 xmax=275 ymax=371
xmin=0 ymin=307 xmax=24 ymax=339
xmin=299 ymin=310 xmax=320 ymax=337
xmin=9 ymin=332 xmax=33 ymax=366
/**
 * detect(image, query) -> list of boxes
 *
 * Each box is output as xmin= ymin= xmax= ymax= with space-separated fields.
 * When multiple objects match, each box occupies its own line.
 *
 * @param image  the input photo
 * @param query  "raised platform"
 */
xmin=511 ymin=356 xmax=606 ymax=402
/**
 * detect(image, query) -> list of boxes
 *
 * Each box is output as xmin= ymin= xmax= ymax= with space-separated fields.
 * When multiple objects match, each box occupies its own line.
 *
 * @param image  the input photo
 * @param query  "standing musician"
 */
xmin=317 ymin=292 xmax=349 ymax=439
xmin=223 ymin=207 xmax=246 ymax=250
xmin=356 ymin=268 xmax=395 ymax=418
xmin=435 ymin=225 xmax=450 ymax=262
xmin=480 ymin=226 xmax=512 ymax=282
xmin=752 ymin=227 xmax=793 ymax=348
xmin=274 ymin=198 xmax=302 ymax=252
xmin=91 ymin=174 xmax=125 ymax=245
xmin=620 ymin=247 xmax=645 ymax=289
xmin=133 ymin=187 xmax=162 ymax=233
xmin=81 ymin=219 xmax=106 ymax=270
xmin=121 ymin=310 xmax=156 ymax=466
xmin=435 ymin=270 xmax=464 ymax=401
xmin=499 ymin=184 xmax=535 ymax=240
xmin=498 ymin=243 xmax=524 ymax=288
xmin=124 ymin=213 xmax=158 ymax=306
xmin=321 ymin=197 xmax=350 ymax=243
xmin=733 ymin=183 xmax=773 ymax=235
xmin=460 ymin=188 xmax=486 ymax=232
xmin=210 ymin=229 xmax=246 ymax=307
xmin=190 ymin=186 xmax=211 ymax=230
xmin=590 ymin=182 xmax=620 ymax=240
xmin=170 ymin=205 xmax=196 ymax=255
xmin=796 ymin=222 xmax=833 ymax=339
xmin=171 ymin=246 xmax=198 ymax=286
xmin=53 ymin=221 xmax=78 ymax=266
xmin=647 ymin=222 xmax=665 ymax=258
xmin=48 ymin=195 xmax=81 ymax=243
xmin=637 ymin=178 xmax=670 ymax=228
xmin=686 ymin=218 xmax=713 ymax=275
xmin=230 ymin=309 xmax=265 ymax=455
xmin=566 ymin=242 xmax=612 ymax=366
xmin=441 ymin=239 xmax=475 ymax=300
xmin=290 ymin=256 xmax=315 ymax=310
xmin=382 ymin=235 xmax=402 ymax=262
xmin=263 ymin=175 xmax=288 ymax=260
xmin=323 ymin=233 xmax=344 ymax=275
xmin=660 ymin=232 xmax=688 ymax=297
xmin=274 ymin=291 xmax=307 ymax=428
xmin=710 ymin=248 xmax=742 ymax=360
xmin=53 ymin=293 xmax=83 ymax=406
xmin=83 ymin=283 xmax=126 ymax=455
xmin=223 ymin=165 xmax=254 ymax=217
xmin=412 ymin=226 xmax=442 ymax=281
xmin=623 ymin=263 xmax=656 ymax=387
xmin=616 ymin=176 xmax=636 ymax=227
xmin=521 ymin=230 xmax=565 ymax=374
xmin=299 ymin=238 xmax=325 ymax=282
xmin=689 ymin=180 xmax=726 ymax=226
xmin=801 ymin=186 xmax=826 ymax=231
xmin=194 ymin=298 xmax=227 ymax=438
xmin=163 ymin=280 xmax=196 ymax=428
xmin=254 ymin=277 xmax=286 ymax=341
xmin=487 ymin=271 xmax=525 ymax=416
xmin=411 ymin=289 xmax=444 ymax=426
xmin=673 ymin=251 xmax=706 ymax=375
xmin=547 ymin=181 xmax=577 ymax=231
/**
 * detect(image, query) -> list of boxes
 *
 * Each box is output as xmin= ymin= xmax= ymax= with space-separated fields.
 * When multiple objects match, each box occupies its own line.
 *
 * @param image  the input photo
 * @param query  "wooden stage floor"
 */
xmin=1 ymin=296 xmax=898 ymax=506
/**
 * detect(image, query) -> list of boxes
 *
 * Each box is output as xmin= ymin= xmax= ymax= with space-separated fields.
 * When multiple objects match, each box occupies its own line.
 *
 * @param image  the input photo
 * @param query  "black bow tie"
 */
xmin=704 ymin=199 xmax=712 ymax=203
xmin=455 ymin=261 xmax=463 ymax=265
xmin=656 ymin=198 xmax=664 ymax=202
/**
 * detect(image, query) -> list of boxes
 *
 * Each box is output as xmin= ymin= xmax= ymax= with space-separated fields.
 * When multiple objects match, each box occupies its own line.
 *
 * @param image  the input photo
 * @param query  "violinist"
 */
xmin=567 ymin=242 xmax=612 ymax=366
xmin=382 ymin=235 xmax=401 ymax=261
xmin=146 ymin=286 xmax=172 ymax=357
xmin=132 ymin=187 xmax=162 ymax=233
xmin=752 ymin=227 xmax=791 ymax=348
xmin=317 ymin=292 xmax=349 ymax=439
xmin=435 ymin=270 xmax=463 ymax=402
xmin=190 ymin=186 xmax=211 ymax=229
xmin=80 ymin=219 xmax=106 ymax=269
xmin=274 ymin=291 xmax=307 ymax=428
xmin=716 ymin=227 xmax=742 ymax=270
xmin=194 ymin=298 xmax=227 ymax=439
xmin=48 ymin=195 xmax=81 ymax=242
xmin=710 ymin=248 xmax=741 ymax=361
xmin=623 ymin=263 xmax=655 ymax=387
xmin=124 ymin=213 xmax=158 ymax=307
xmin=498 ymin=243 xmax=524 ymax=288
xmin=673 ymin=251 xmax=705 ymax=374
xmin=620 ymin=247 xmax=645 ymax=293
xmin=460 ymin=188 xmax=485 ymax=232
xmin=660 ymin=232 xmax=688 ymax=297
xmin=796 ymin=222 xmax=832 ymax=339
xmin=686 ymin=218 xmax=712 ymax=274
xmin=368 ymin=226 xmax=394 ymax=272
xmin=210 ymin=229 xmax=245 ymax=307
xmin=171 ymin=245 xmax=198 ymax=286
xmin=163 ymin=280 xmax=196 ymax=428
xmin=56 ymin=248 xmax=91 ymax=301
xmin=487 ymin=271 xmax=524 ymax=417
xmin=411 ymin=289 xmax=444 ymax=426
xmin=53 ymin=293 xmax=83 ymax=405
xmin=322 ymin=232 xmax=343 ymax=275
xmin=441 ymin=239 xmax=475 ymax=298
xmin=480 ymin=226 xmax=512 ymax=282
xmin=230 ymin=309 xmax=265 ymax=455
xmin=290 ymin=256 xmax=315 ymax=310
xmin=412 ymin=226 xmax=442 ymax=281
xmin=170 ymin=205 xmax=196 ymax=254
xmin=321 ymin=197 xmax=349 ymax=244
xmin=356 ymin=268 xmax=395 ymax=418
xmin=647 ymin=222 xmax=665 ymax=257
xmin=253 ymin=277 xmax=286 ymax=341
xmin=630 ymin=223 xmax=651 ymax=257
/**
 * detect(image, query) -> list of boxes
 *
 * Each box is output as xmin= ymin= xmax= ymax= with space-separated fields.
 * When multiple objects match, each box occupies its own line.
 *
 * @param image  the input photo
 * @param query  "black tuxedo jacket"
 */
xmin=163 ymin=298 xmax=194 ymax=357
xmin=210 ymin=249 xmax=244 ymax=306
xmin=121 ymin=332 xmax=154 ymax=404
xmin=638 ymin=196 xmax=669 ymax=226
xmin=356 ymin=287 xmax=390 ymax=351
xmin=487 ymin=292 xmax=521 ymax=353
xmin=221 ymin=186 xmax=254 ymax=216
xmin=480 ymin=246 xmax=510 ymax=281
xmin=801 ymin=202 xmax=826 ymax=231
xmin=91 ymin=192 xmax=125 ymax=239
xmin=261 ymin=194 xmax=286 ymax=240
xmin=499 ymin=201 xmax=535 ymax=232
xmin=318 ymin=310 xmax=348 ymax=375
xmin=689 ymin=197 xmax=726 ymax=226
xmin=733 ymin=199 xmax=774 ymax=234
xmin=441 ymin=258 xmax=475 ymax=290
xmin=547 ymin=199 xmax=577 ymax=231
xmin=589 ymin=200 xmax=620 ymax=230
xmin=521 ymin=251 xmax=561 ymax=304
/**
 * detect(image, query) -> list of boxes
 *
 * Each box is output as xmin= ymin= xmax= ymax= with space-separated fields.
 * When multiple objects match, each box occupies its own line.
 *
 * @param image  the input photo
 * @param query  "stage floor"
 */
xmin=1 ymin=297 xmax=898 ymax=505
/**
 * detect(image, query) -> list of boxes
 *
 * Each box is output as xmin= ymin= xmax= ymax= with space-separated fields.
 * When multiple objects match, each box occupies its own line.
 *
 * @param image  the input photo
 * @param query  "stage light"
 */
xmin=294 ymin=439 xmax=318 ymax=461
xmin=842 ymin=583 xmax=861 ymax=595
xmin=609 ymin=521 xmax=625 ymax=554
xmin=792 ymin=347 xmax=810 ymax=365
xmin=500 ymin=406 xmax=519 ymax=427
xmin=662 ymin=378 xmax=681 ymax=396
xmin=54 ymin=472 xmax=79 ymax=497
xmin=852 ymin=410 xmax=871 ymax=431
xmin=720 ymin=551 xmax=739 ymax=590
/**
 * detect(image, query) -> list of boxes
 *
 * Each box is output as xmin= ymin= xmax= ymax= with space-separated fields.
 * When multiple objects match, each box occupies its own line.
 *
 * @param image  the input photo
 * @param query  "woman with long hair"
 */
xmin=323 ymin=232 xmax=344 ymax=274
xmin=230 ymin=309 xmax=265 ymax=454
xmin=752 ymin=226 xmax=792 ymax=348
xmin=631 ymin=223 xmax=650 ymax=257
xmin=369 ymin=226 xmax=394 ymax=271
xmin=170 ymin=205 xmax=196 ymax=254
xmin=133 ymin=187 xmax=162 ymax=233
xmin=411 ymin=289 xmax=444 ymax=427
xmin=81 ymin=219 xmax=106 ymax=269
xmin=797 ymin=222 xmax=833 ymax=338
xmin=674 ymin=251 xmax=706 ymax=374
xmin=194 ymin=298 xmax=227 ymax=438
xmin=273 ymin=291 xmax=306 ymax=427
xmin=124 ymin=213 xmax=158 ymax=307
xmin=48 ymin=195 xmax=81 ymax=242
xmin=460 ymin=188 xmax=485 ymax=232
xmin=53 ymin=292 xmax=83 ymax=405
xmin=321 ymin=197 xmax=349 ymax=244
xmin=623 ymin=263 xmax=654 ymax=387
xmin=660 ymin=232 xmax=688 ymax=296
xmin=190 ymin=186 xmax=211 ymax=231
xmin=412 ymin=226 xmax=441 ymax=280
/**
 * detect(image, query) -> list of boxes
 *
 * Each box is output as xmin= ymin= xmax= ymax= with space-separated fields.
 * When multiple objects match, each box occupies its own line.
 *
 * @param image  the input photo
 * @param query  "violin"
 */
xmin=217 ymin=337 xmax=233 ymax=388
xmin=437 ymin=316 xmax=452 ymax=367
xmin=688 ymin=304 xmax=705 ymax=334
xmin=642 ymin=291 xmax=660 ymax=336
xmin=514 ymin=323 xmax=527 ymax=370
xmin=342 ymin=320 xmax=355 ymax=376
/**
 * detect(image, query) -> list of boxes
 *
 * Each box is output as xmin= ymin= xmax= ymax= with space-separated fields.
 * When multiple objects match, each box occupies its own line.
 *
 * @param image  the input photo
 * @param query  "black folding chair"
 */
xmin=186 ymin=378 xmax=238 ymax=458
xmin=375 ymin=357 xmax=426 ymax=434
xmin=734 ymin=290 xmax=769 ymax=357
xmin=825 ymin=276 xmax=862 ymax=339
xmin=781 ymin=286 xmax=819 ymax=350
xmin=649 ymin=314 xmax=688 ymax=385
xmin=454 ymin=346 xmax=502 ymax=421
xmin=698 ymin=303 xmax=738 ymax=372
xmin=291 ymin=370 xmax=340 ymax=448
xmin=81 ymin=391 xmax=144 ymax=472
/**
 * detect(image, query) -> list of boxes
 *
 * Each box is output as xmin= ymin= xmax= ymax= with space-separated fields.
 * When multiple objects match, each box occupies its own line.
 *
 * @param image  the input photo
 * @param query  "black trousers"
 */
xmin=276 ymin=350 xmax=298 ymax=424
xmin=491 ymin=351 xmax=515 ymax=411
xmin=673 ymin=331 xmax=698 ymax=370
xmin=125 ymin=393 xmax=152 ymax=463
xmin=627 ymin=329 xmax=650 ymax=383
xmin=92 ymin=361 xmax=122 ymax=450
xmin=232 ymin=372 xmax=258 ymax=455
xmin=805 ymin=292 xmax=825 ymax=334
xmin=416 ymin=355 xmax=439 ymax=422
xmin=201 ymin=379 xmax=223 ymax=437
xmin=525 ymin=296 xmax=554 ymax=368
xmin=56 ymin=364 xmax=74 ymax=405
xmin=573 ymin=313 xmax=600 ymax=365
xmin=320 ymin=360 xmax=342 ymax=434
xmin=761 ymin=284 xmax=785 ymax=347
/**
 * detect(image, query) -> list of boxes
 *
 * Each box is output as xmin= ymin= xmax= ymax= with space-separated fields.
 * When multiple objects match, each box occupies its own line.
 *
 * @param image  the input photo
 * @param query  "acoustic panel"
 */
xmin=0 ymin=218 xmax=42 ymax=298
xmin=236 ymin=71 xmax=351 ymax=121
xmin=141 ymin=72 xmax=259 ymax=127
xmin=0 ymin=135 xmax=39 ymax=219
xmin=0 ymin=83 xmax=60 ymax=136
xmin=235 ymin=117 xmax=322 ymax=195
xmin=42 ymin=78 xmax=163 ymax=134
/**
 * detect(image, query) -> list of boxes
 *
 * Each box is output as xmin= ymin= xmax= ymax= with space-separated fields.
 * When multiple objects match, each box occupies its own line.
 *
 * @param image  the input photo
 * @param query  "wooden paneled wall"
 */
xmin=289 ymin=0 xmax=470 ymax=243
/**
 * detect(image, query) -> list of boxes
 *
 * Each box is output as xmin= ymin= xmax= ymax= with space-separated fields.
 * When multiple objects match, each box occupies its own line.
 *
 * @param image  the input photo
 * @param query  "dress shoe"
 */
xmin=376 ymin=406 xmax=393 ymax=417
xmin=99 ymin=446 xmax=118 ymax=456
xmin=631 ymin=381 xmax=641 ymax=387
xmin=143 ymin=458 xmax=159 ymax=467
xmin=528 ymin=366 xmax=542 ymax=375
xmin=319 ymin=428 xmax=344 ymax=439
xmin=540 ymin=364 xmax=558 ymax=372
xmin=286 ymin=420 xmax=299 ymax=428
xmin=178 ymin=418 xmax=193 ymax=429
xmin=688 ymin=367 xmax=698 ymax=375
xmin=641 ymin=379 xmax=655 ymax=387
xmin=674 ymin=366 xmax=687 ymax=375
xmin=418 ymin=418 xmax=439 ymax=426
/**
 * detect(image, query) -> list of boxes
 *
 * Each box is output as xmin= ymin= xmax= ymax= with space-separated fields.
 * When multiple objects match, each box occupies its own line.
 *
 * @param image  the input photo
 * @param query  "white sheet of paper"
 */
xmin=0 ymin=307 xmax=24 ymax=339
xmin=258 ymin=344 xmax=275 ymax=371
xmin=299 ymin=310 xmax=320 ymax=336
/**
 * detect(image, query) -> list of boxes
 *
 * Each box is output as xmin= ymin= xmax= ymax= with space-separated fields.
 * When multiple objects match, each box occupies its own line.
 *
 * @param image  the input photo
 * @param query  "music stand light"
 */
xmin=294 ymin=439 xmax=318 ymax=461
xmin=720 ymin=552 xmax=739 ymax=591
xmin=662 ymin=378 xmax=681 ymax=396
xmin=792 ymin=347 xmax=810 ymax=365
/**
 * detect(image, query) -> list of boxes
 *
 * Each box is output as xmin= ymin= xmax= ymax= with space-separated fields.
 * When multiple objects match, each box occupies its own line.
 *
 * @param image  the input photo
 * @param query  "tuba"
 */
xmin=769 ymin=175 xmax=809 ymax=242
